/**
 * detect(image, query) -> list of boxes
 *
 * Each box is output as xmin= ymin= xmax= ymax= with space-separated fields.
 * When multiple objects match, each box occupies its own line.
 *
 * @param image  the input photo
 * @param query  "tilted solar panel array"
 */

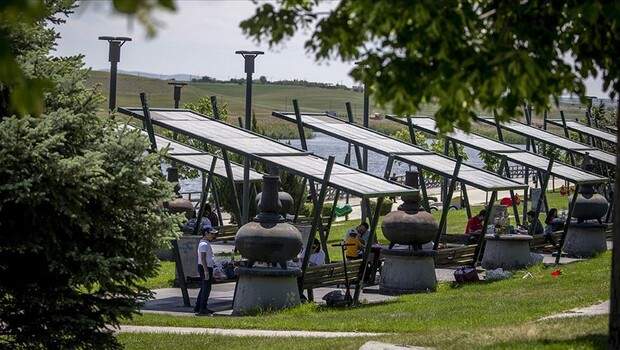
xmin=401 ymin=117 xmax=606 ymax=185
xmin=476 ymin=117 xmax=616 ymax=166
xmin=272 ymin=111 xmax=527 ymax=192
xmin=119 ymin=108 xmax=416 ymax=198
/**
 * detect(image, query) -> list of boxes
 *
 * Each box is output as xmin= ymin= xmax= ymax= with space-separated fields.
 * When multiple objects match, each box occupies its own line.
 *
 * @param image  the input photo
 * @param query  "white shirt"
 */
xmin=309 ymin=249 xmax=326 ymax=266
xmin=197 ymin=240 xmax=215 ymax=268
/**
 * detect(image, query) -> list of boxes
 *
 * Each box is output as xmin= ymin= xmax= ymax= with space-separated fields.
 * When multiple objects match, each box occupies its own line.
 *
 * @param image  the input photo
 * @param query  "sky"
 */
xmin=54 ymin=1 xmax=355 ymax=85
xmin=54 ymin=1 xmax=611 ymax=98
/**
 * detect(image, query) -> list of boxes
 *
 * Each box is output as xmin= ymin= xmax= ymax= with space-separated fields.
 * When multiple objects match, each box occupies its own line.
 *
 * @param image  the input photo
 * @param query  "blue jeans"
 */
xmin=194 ymin=265 xmax=213 ymax=313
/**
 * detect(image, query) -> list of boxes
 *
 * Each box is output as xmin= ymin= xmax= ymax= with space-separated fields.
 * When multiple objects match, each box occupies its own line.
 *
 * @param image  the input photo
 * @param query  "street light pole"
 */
xmin=235 ymin=50 xmax=264 ymax=225
xmin=98 ymin=36 xmax=131 ymax=112
xmin=168 ymin=81 xmax=187 ymax=109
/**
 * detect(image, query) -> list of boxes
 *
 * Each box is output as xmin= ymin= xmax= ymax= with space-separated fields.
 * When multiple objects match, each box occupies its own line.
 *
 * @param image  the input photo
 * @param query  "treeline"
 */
xmin=191 ymin=75 xmax=362 ymax=91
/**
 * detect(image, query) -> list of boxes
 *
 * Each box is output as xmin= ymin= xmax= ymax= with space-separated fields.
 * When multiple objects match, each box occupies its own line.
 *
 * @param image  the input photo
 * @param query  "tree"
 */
xmin=0 ymin=1 xmax=179 ymax=348
xmin=259 ymin=75 xmax=268 ymax=84
xmin=240 ymin=1 xmax=620 ymax=348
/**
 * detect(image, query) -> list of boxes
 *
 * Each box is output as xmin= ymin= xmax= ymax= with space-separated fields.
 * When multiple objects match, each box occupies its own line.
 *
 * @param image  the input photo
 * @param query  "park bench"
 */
xmin=212 ymin=224 xmax=238 ymax=243
xmin=301 ymin=259 xmax=363 ymax=301
xmin=434 ymin=245 xmax=478 ymax=268
xmin=529 ymin=232 xmax=563 ymax=253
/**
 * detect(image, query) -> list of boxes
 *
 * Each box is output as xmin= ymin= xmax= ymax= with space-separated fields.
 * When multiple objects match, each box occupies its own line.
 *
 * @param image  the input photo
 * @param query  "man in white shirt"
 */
xmin=194 ymin=230 xmax=216 ymax=316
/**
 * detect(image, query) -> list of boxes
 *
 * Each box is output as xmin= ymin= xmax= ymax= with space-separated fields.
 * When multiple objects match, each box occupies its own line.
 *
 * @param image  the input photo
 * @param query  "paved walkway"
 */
xmin=116 ymin=325 xmax=383 ymax=338
xmin=539 ymin=300 xmax=610 ymax=320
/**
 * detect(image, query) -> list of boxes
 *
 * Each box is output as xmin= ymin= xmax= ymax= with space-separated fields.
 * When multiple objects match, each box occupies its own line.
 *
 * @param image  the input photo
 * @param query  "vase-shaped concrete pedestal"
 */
xmin=379 ymin=249 xmax=436 ymax=295
xmin=562 ymin=223 xmax=606 ymax=258
xmin=481 ymin=234 xmax=533 ymax=270
xmin=232 ymin=267 xmax=301 ymax=315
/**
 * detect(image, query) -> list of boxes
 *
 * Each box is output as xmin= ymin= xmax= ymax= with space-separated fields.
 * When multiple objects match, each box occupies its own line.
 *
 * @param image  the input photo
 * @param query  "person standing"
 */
xmin=194 ymin=230 xmax=216 ymax=316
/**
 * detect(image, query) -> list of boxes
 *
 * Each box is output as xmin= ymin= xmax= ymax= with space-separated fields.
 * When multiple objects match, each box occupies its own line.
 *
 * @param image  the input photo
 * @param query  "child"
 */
xmin=344 ymin=231 xmax=364 ymax=260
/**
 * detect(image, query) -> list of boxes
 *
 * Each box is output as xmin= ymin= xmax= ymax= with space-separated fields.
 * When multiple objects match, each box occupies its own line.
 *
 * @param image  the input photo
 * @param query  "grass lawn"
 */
xmin=140 ymin=261 xmax=176 ymax=290
xmin=118 ymin=315 xmax=608 ymax=349
xmin=125 ymin=251 xmax=610 ymax=334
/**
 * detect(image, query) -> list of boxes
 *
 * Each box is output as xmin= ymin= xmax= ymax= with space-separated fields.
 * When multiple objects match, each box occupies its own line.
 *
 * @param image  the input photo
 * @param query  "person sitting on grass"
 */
xmin=525 ymin=210 xmax=544 ymax=235
xmin=344 ymin=231 xmax=364 ymax=260
xmin=194 ymin=229 xmax=216 ymax=316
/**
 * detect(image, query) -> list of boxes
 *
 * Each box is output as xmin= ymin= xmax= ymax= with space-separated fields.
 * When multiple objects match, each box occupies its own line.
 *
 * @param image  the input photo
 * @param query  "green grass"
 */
xmin=124 ymin=251 xmax=610 ymax=334
xmin=118 ymin=315 xmax=608 ymax=349
xmin=140 ymin=261 xmax=176 ymax=290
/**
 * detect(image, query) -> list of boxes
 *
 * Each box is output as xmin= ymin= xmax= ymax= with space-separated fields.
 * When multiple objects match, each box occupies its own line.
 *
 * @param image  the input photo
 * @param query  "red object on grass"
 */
xmin=551 ymin=269 xmax=562 ymax=278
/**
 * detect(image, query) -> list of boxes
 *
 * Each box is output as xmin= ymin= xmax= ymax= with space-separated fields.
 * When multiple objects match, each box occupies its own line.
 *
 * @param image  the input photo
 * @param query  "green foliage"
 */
xmin=240 ymin=1 xmax=620 ymax=133
xmin=0 ymin=111 xmax=179 ymax=349
xmin=391 ymin=128 xmax=427 ymax=146
xmin=0 ymin=2 xmax=179 ymax=348
xmin=479 ymin=151 xmax=500 ymax=172
xmin=369 ymin=199 xmax=394 ymax=216
xmin=183 ymin=97 xmax=229 ymax=122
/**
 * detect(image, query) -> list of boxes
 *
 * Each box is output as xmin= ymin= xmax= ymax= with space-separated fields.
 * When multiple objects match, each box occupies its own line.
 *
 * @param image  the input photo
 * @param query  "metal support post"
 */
xmin=210 ymin=96 xmax=220 ymax=120
xmin=99 ymin=36 xmax=131 ymax=112
xmin=236 ymin=50 xmax=264 ymax=225
xmin=193 ymin=160 xmax=218 ymax=235
xmin=139 ymin=93 xmax=157 ymax=152
xmin=529 ymin=158 xmax=554 ymax=235
xmin=299 ymin=156 xmax=335 ymax=291
xmin=221 ymin=149 xmax=242 ymax=225
xmin=433 ymin=157 xmax=462 ymax=250
xmin=473 ymin=190 xmax=498 ymax=264
xmin=353 ymin=196 xmax=384 ymax=304
xmin=169 ymin=81 xmax=187 ymax=109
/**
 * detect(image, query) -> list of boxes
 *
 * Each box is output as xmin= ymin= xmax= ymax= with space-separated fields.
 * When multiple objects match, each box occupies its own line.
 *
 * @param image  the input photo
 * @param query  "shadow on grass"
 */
xmin=480 ymin=334 xmax=607 ymax=350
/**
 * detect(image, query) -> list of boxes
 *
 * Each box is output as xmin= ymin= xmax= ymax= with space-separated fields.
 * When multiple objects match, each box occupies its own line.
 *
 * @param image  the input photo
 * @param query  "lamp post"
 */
xmin=168 ymin=81 xmax=187 ymax=109
xmin=98 ymin=36 xmax=131 ymax=112
xmin=235 ymin=50 xmax=264 ymax=224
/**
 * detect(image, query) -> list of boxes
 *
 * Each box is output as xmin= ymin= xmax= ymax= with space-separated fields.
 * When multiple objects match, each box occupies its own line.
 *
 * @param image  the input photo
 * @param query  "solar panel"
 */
xmin=394 ymin=154 xmax=526 ymax=191
xmin=547 ymin=119 xmax=617 ymax=144
xmin=397 ymin=117 xmax=606 ymax=184
xmin=133 ymin=128 xmax=263 ymax=183
xmin=272 ymin=111 xmax=527 ymax=191
xmin=476 ymin=117 xmax=616 ymax=166
xmin=119 ymin=108 xmax=415 ymax=198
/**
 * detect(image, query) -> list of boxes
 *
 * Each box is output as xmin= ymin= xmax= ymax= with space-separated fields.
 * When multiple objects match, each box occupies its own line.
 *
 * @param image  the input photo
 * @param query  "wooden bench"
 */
xmin=435 ymin=245 xmax=478 ymax=268
xmin=529 ymin=232 xmax=563 ymax=253
xmin=212 ymin=224 xmax=238 ymax=243
xmin=301 ymin=259 xmax=363 ymax=301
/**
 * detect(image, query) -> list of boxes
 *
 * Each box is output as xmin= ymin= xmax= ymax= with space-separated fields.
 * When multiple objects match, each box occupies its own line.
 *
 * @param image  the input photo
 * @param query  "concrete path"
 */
xmin=360 ymin=341 xmax=434 ymax=350
xmin=116 ymin=325 xmax=383 ymax=338
xmin=539 ymin=300 xmax=610 ymax=320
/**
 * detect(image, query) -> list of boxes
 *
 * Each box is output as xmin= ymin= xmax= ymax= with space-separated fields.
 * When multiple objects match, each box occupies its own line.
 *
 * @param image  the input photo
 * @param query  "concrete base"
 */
xmin=562 ymin=223 xmax=607 ymax=258
xmin=232 ymin=267 xmax=301 ymax=315
xmin=379 ymin=249 xmax=436 ymax=295
xmin=481 ymin=234 xmax=533 ymax=270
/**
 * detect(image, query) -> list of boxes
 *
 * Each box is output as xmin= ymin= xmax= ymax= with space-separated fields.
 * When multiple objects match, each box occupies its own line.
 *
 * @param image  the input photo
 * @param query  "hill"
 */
xmin=87 ymin=70 xmax=594 ymax=140
xmin=87 ymin=70 xmax=405 ymax=139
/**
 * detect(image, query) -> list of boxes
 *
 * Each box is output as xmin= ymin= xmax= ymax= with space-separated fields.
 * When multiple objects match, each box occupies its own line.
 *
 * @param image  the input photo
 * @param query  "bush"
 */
xmin=0 ymin=112 xmax=179 ymax=349
xmin=369 ymin=199 xmax=394 ymax=216
xmin=301 ymin=202 xmax=335 ymax=221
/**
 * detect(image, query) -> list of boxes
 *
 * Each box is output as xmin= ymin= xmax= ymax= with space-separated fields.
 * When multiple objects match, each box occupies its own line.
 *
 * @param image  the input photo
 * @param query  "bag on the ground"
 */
xmin=454 ymin=267 xmax=479 ymax=283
